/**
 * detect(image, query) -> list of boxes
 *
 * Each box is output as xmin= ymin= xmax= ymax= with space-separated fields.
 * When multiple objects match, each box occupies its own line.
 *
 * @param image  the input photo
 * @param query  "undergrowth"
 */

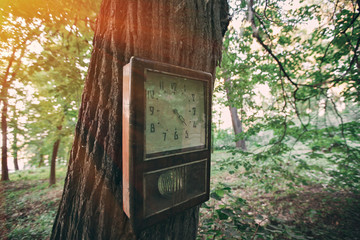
xmin=198 ymin=151 xmax=360 ymax=240
xmin=0 ymin=166 xmax=66 ymax=240
xmin=1 ymin=155 xmax=359 ymax=239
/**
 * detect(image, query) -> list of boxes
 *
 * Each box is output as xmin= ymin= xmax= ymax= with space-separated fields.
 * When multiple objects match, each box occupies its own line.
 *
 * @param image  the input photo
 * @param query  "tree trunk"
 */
xmin=1 ymin=96 xmax=9 ymax=181
xmin=1 ymin=42 xmax=27 ymax=180
xmin=50 ymin=125 xmax=63 ymax=186
xmin=12 ymin=115 xmax=19 ymax=171
xmin=38 ymin=153 xmax=44 ymax=168
xmin=49 ymin=138 xmax=61 ymax=186
xmin=0 ymin=49 xmax=15 ymax=182
xmin=13 ymin=151 xmax=19 ymax=171
xmin=224 ymin=77 xmax=246 ymax=150
xmin=51 ymin=0 xmax=229 ymax=239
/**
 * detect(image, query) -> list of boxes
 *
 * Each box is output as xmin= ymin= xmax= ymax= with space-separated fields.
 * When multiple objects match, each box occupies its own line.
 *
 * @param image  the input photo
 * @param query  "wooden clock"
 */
xmin=122 ymin=57 xmax=212 ymax=231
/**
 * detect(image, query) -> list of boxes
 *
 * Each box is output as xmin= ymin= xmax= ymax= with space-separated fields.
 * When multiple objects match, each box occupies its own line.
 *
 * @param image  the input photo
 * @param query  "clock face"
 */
xmin=145 ymin=70 xmax=207 ymax=155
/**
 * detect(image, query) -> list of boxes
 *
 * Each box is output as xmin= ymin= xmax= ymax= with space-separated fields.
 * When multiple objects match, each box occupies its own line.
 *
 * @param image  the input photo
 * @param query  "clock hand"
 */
xmin=173 ymin=109 xmax=187 ymax=126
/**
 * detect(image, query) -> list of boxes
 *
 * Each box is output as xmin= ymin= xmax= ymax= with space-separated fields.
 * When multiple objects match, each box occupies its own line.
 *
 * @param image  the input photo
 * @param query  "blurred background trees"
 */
xmin=214 ymin=0 xmax=360 ymax=191
xmin=0 ymin=0 xmax=99 ymax=182
xmin=0 ymin=0 xmax=359 ymax=194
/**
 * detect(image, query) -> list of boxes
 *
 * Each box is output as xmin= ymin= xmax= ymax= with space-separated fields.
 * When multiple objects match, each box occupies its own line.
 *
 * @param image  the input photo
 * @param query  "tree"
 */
xmin=222 ymin=0 xmax=360 ymax=190
xmin=0 ymin=14 xmax=37 ymax=180
xmin=25 ymin=18 xmax=93 ymax=185
xmin=51 ymin=0 xmax=230 ymax=239
xmin=1 ymin=0 xmax=98 ymax=180
xmin=49 ymin=124 xmax=63 ymax=186
xmin=9 ymin=102 xmax=23 ymax=171
xmin=224 ymin=76 xmax=247 ymax=150
xmin=216 ymin=29 xmax=253 ymax=150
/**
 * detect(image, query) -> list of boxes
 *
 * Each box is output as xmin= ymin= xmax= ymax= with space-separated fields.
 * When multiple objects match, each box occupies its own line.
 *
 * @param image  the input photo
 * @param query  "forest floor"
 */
xmin=198 ymin=151 xmax=360 ymax=240
xmin=0 ymin=167 xmax=66 ymax=240
xmin=1 ymin=155 xmax=360 ymax=240
xmin=199 ymin=183 xmax=360 ymax=239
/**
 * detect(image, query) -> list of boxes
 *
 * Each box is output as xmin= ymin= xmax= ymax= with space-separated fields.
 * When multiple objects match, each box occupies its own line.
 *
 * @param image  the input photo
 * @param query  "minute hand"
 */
xmin=173 ymin=109 xmax=187 ymax=126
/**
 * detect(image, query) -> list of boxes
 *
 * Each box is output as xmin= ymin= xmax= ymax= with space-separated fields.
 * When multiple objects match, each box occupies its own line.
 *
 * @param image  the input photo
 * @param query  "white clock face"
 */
xmin=145 ymin=70 xmax=207 ymax=155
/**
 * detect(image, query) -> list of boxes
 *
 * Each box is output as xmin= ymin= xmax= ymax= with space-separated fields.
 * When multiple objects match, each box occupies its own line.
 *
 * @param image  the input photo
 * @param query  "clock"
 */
xmin=145 ymin=70 xmax=206 ymax=156
xmin=122 ymin=57 xmax=212 ymax=231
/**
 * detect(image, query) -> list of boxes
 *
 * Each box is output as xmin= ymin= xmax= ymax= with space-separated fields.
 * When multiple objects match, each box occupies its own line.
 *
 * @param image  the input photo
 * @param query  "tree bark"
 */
xmin=38 ymin=153 xmax=44 ymax=168
xmin=50 ymin=125 xmax=63 ymax=186
xmin=12 ymin=105 xmax=19 ymax=171
xmin=225 ymin=77 xmax=246 ymax=150
xmin=1 ymin=96 xmax=9 ymax=181
xmin=51 ymin=0 xmax=229 ymax=239
xmin=12 ymin=144 xmax=19 ymax=171
xmin=0 ymin=48 xmax=15 ymax=182
xmin=49 ymin=139 xmax=61 ymax=186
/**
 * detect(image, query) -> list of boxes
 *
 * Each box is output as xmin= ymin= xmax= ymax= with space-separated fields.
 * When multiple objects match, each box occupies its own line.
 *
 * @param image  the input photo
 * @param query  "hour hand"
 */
xmin=173 ymin=109 xmax=187 ymax=126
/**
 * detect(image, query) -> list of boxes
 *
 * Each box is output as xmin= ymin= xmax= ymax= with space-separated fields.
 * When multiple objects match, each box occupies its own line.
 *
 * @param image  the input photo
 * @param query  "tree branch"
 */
xmin=0 ymin=37 xmax=30 ymax=103
xmin=331 ymin=36 xmax=360 ymax=87
xmin=247 ymin=1 xmax=298 ymax=88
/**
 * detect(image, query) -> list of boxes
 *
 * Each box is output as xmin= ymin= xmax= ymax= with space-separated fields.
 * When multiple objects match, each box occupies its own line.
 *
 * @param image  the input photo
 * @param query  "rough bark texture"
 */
xmin=51 ymin=0 xmax=229 ymax=239
xmin=225 ymin=77 xmax=246 ymax=150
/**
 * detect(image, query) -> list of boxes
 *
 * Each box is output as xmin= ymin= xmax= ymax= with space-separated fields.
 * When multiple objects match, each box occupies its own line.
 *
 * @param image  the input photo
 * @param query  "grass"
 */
xmin=199 ymin=151 xmax=360 ymax=240
xmin=0 ymin=166 xmax=67 ymax=240
xmin=1 ymin=154 xmax=360 ymax=239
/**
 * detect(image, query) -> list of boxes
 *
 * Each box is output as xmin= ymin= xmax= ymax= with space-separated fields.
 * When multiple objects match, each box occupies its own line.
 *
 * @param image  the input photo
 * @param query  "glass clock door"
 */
xmin=144 ymin=70 xmax=207 ymax=156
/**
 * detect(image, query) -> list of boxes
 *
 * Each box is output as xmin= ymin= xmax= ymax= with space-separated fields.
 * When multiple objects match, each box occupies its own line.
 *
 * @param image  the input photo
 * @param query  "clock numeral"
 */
xmin=192 ymin=107 xmax=196 ymax=115
xmin=174 ymin=131 xmax=179 ymax=140
xmin=150 ymin=123 xmax=155 ymax=133
xmin=192 ymin=94 xmax=195 ymax=101
xmin=149 ymin=106 xmax=154 ymax=115
xmin=160 ymin=81 xmax=164 ymax=90
xmin=193 ymin=121 xmax=197 ymax=128
xmin=147 ymin=90 xmax=155 ymax=99
xmin=185 ymin=130 xmax=189 ymax=138
xmin=183 ymin=84 xmax=186 ymax=92
xmin=171 ymin=83 xmax=177 ymax=92
xmin=163 ymin=132 xmax=167 ymax=141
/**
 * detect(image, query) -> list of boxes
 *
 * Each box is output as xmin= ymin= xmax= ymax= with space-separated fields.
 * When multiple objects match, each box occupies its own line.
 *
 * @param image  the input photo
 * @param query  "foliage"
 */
xmin=23 ymin=18 xmax=92 ymax=167
xmin=215 ymin=0 xmax=360 ymax=191
xmin=213 ymin=128 xmax=237 ymax=150
xmin=0 ymin=0 xmax=99 ymax=170
xmin=198 ymin=151 xmax=360 ymax=240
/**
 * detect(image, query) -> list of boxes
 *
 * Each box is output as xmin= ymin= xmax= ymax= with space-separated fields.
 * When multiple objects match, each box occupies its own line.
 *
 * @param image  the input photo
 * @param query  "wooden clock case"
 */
xmin=122 ymin=57 xmax=212 ymax=231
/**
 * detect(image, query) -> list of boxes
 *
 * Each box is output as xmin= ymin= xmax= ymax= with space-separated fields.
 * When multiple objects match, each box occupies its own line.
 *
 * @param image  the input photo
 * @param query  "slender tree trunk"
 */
xmin=51 ymin=0 xmax=229 ymax=239
xmin=49 ymin=138 xmax=61 ymax=186
xmin=12 ymin=110 xmax=19 ymax=171
xmin=13 ymin=147 xmax=19 ymax=171
xmin=0 ymin=49 xmax=15 ymax=182
xmin=50 ymin=125 xmax=63 ymax=186
xmin=38 ymin=153 xmax=44 ymax=168
xmin=13 ymin=155 xmax=19 ymax=171
xmin=1 ymin=43 xmax=27 ymax=180
xmin=1 ymin=96 xmax=9 ymax=181
xmin=225 ymin=77 xmax=246 ymax=150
